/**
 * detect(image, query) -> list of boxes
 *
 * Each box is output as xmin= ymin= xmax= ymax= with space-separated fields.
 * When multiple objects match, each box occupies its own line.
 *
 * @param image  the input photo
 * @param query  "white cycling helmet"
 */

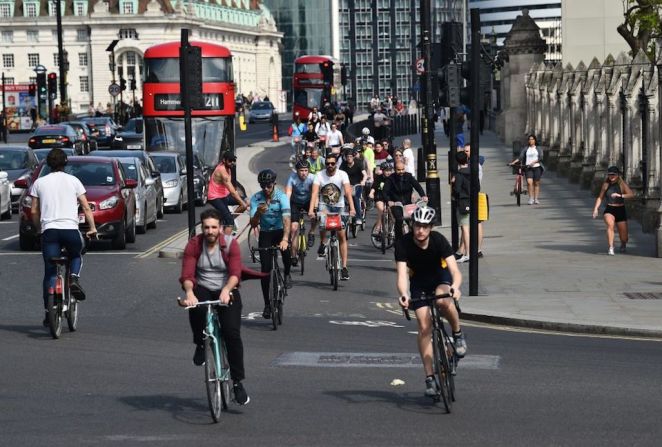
xmin=362 ymin=127 xmax=370 ymax=135
xmin=412 ymin=205 xmax=435 ymax=225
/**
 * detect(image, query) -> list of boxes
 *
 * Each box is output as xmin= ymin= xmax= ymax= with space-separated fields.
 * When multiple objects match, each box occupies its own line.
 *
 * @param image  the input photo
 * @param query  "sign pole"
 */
xmin=180 ymin=29 xmax=198 ymax=239
xmin=469 ymin=9 xmax=481 ymax=296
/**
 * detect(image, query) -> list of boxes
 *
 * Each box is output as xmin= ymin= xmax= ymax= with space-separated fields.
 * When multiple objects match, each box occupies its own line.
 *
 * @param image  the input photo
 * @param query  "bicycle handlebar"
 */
xmin=177 ymin=298 xmax=231 ymax=310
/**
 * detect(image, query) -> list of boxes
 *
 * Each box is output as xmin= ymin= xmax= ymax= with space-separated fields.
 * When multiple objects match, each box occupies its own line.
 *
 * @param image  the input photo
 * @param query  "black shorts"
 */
xmin=409 ymin=269 xmax=453 ymax=311
xmin=525 ymin=166 xmax=543 ymax=181
xmin=604 ymin=205 xmax=627 ymax=223
xmin=290 ymin=201 xmax=310 ymax=223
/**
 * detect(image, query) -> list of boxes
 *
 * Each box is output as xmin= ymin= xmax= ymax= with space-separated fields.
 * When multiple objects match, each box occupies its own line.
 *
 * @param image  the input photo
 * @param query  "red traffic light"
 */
xmin=48 ymin=73 xmax=57 ymax=80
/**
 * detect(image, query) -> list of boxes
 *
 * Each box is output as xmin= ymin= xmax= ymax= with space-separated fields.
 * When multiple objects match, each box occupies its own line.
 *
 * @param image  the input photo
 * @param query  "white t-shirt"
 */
xmin=402 ymin=147 xmax=416 ymax=175
xmin=314 ymin=169 xmax=350 ymax=208
xmin=326 ymin=130 xmax=343 ymax=147
xmin=525 ymin=147 xmax=541 ymax=168
xmin=30 ymin=171 xmax=86 ymax=231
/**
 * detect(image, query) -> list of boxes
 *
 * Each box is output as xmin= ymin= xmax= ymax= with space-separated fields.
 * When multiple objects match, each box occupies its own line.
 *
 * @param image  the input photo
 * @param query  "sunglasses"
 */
xmin=326 ymin=162 xmax=336 ymax=167
xmin=259 ymin=182 xmax=274 ymax=188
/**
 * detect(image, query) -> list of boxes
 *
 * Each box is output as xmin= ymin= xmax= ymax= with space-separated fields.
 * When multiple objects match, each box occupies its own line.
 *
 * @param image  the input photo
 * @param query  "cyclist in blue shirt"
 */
xmin=289 ymin=114 xmax=307 ymax=157
xmin=286 ymin=159 xmax=317 ymax=264
xmin=250 ymin=169 xmax=292 ymax=319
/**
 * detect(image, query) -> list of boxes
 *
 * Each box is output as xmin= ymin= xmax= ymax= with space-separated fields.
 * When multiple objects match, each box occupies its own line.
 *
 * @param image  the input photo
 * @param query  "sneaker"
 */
xmin=262 ymin=305 xmax=271 ymax=319
xmin=619 ymin=242 xmax=627 ymax=253
xmin=454 ymin=252 xmax=463 ymax=260
xmin=477 ymin=251 xmax=484 ymax=258
xmin=285 ymin=274 xmax=293 ymax=289
xmin=454 ymin=332 xmax=467 ymax=358
xmin=69 ymin=275 xmax=86 ymax=301
xmin=608 ymin=246 xmax=615 ymax=256
xmin=233 ymin=382 xmax=250 ymax=405
xmin=534 ymin=199 xmax=540 ymax=205
xmin=193 ymin=344 xmax=205 ymax=366
xmin=528 ymin=198 xmax=534 ymax=205
xmin=291 ymin=256 xmax=298 ymax=267
xmin=424 ymin=376 xmax=438 ymax=397
xmin=456 ymin=255 xmax=469 ymax=263
xmin=307 ymin=233 xmax=315 ymax=247
xmin=317 ymin=243 xmax=326 ymax=257
xmin=341 ymin=267 xmax=350 ymax=280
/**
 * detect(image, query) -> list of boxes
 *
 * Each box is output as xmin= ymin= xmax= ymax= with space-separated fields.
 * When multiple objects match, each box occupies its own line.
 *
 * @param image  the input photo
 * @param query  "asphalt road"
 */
xmin=1 ymin=140 xmax=662 ymax=446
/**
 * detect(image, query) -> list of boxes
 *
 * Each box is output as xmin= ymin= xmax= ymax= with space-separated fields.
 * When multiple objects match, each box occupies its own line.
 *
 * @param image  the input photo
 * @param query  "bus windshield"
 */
xmin=294 ymin=88 xmax=324 ymax=110
xmin=295 ymin=63 xmax=322 ymax=74
xmin=144 ymin=116 xmax=231 ymax=167
xmin=145 ymin=57 xmax=233 ymax=83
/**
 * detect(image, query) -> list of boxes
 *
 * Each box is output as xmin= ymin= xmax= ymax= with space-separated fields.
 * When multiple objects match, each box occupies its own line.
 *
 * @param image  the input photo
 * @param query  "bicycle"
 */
xmin=263 ymin=246 xmax=287 ymax=330
xmin=403 ymin=292 xmax=461 ymax=413
xmin=248 ymin=225 xmax=260 ymax=263
xmin=509 ymin=161 xmax=528 ymax=207
xmin=319 ymin=211 xmax=346 ymax=291
xmin=346 ymin=185 xmax=366 ymax=239
xmin=390 ymin=199 xmax=427 ymax=240
xmin=46 ymin=249 xmax=80 ymax=339
xmin=179 ymin=297 xmax=233 ymax=422
xmin=293 ymin=210 xmax=309 ymax=276
xmin=370 ymin=204 xmax=395 ymax=254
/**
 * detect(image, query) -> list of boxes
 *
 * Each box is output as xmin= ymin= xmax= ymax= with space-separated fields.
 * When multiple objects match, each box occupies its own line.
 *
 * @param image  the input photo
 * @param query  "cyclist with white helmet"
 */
xmin=356 ymin=127 xmax=375 ymax=147
xmin=286 ymin=159 xmax=317 ymax=261
xmin=395 ymin=205 xmax=467 ymax=397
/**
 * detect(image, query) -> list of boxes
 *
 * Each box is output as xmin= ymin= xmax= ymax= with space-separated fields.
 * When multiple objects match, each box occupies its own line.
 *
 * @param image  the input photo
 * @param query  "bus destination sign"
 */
xmin=154 ymin=93 xmax=223 ymax=111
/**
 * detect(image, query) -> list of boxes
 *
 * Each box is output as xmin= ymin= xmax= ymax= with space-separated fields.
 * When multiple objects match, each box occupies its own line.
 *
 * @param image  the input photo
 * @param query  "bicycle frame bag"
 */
xmin=325 ymin=214 xmax=342 ymax=231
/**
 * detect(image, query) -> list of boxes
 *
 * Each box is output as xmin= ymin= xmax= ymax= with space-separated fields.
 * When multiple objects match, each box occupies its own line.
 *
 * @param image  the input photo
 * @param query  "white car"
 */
xmin=149 ymin=152 xmax=189 ymax=213
xmin=0 ymin=170 xmax=11 ymax=219
xmin=117 ymin=157 xmax=158 ymax=233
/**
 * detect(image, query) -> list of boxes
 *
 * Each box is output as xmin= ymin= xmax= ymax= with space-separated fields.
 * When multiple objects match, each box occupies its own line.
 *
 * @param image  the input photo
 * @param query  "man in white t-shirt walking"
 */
xmin=30 ymin=148 xmax=97 ymax=326
xmin=401 ymin=138 xmax=416 ymax=176
xmin=308 ymin=153 xmax=356 ymax=280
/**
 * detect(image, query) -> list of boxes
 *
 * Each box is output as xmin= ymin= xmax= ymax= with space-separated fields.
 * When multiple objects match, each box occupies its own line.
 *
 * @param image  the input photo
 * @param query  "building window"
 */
xmin=53 ymin=53 xmax=59 ymax=66
xmin=74 ymin=1 xmax=85 ymax=15
xmin=76 ymin=28 xmax=88 ymax=42
xmin=119 ymin=28 xmax=138 ymax=39
xmin=28 ymin=53 xmax=40 ymax=67
xmin=121 ymin=1 xmax=134 ymax=14
xmin=27 ymin=30 xmax=39 ymax=42
xmin=80 ymin=76 xmax=89 ymax=93
xmin=3 ymin=54 xmax=14 ymax=68
xmin=79 ymin=53 xmax=88 ymax=67
xmin=49 ymin=1 xmax=59 ymax=16
xmin=25 ymin=2 xmax=37 ymax=17
xmin=4 ymin=76 xmax=14 ymax=84
xmin=0 ymin=3 xmax=11 ymax=18
xmin=29 ymin=76 xmax=36 ymax=84
xmin=1 ymin=31 xmax=12 ymax=43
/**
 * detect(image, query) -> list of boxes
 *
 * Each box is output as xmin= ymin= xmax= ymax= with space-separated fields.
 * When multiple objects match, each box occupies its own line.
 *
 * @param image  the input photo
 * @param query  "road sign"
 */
xmin=416 ymin=58 xmax=425 ymax=75
xmin=108 ymin=83 xmax=121 ymax=97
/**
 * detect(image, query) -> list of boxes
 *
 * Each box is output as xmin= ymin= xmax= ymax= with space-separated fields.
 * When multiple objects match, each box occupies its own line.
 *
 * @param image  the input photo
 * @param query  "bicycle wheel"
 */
xmin=370 ymin=222 xmax=382 ymax=249
xmin=432 ymin=327 xmax=452 ymax=413
xmin=66 ymin=290 xmax=78 ymax=332
xmin=47 ymin=283 xmax=63 ymax=339
xmin=248 ymin=229 xmax=260 ymax=263
xmin=298 ymin=235 xmax=306 ymax=276
xmin=445 ymin=334 xmax=456 ymax=402
xmin=219 ymin=339 xmax=231 ymax=410
xmin=515 ymin=176 xmax=522 ymax=207
xmin=204 ymin=336 xmax=223 ymax=422
xmin=269 ymin=270 xmax=279 ymax=330
xmin=331 ymin=246 xmax=339 ymax=291
xmin=277 ymin=289 xmax=284 ymax=325
xmin=380 ymin=216 xmax=387 ymax=254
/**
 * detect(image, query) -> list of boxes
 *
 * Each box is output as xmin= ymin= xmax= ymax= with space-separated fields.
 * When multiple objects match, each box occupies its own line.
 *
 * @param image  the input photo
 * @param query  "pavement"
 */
xmin=158 ymin=125 xmax=662 ymax=339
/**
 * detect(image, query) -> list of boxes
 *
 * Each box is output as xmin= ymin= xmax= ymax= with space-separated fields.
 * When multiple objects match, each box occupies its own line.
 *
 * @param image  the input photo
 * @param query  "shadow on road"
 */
xmin=0 ymin=323 xmax=54 ymax=339
xmin=119 ymin=394 xmax=241 ymax=424
xmin=323 ymin=389 xmax=448 ymax=415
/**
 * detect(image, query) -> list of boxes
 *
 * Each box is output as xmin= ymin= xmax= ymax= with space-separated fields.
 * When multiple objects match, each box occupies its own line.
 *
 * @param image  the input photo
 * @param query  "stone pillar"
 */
xmin=496 ymin=9 xmax=546 ymax=145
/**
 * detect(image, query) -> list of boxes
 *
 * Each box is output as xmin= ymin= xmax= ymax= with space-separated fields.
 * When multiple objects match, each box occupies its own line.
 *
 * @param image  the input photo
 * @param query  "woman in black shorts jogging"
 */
xmin=592 ymin=166 xmax=633 ymax=255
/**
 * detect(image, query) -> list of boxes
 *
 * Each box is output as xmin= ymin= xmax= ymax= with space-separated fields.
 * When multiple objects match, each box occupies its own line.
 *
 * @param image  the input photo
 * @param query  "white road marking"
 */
xmin=1 ymin=234 xmax=18 ymax=241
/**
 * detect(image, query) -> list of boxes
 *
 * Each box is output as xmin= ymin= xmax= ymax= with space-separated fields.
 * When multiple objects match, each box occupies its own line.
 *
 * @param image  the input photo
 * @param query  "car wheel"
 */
xmin=147 ymin=211 xmax=157 ymax=230
xmin=175 ymin=192 xmax=183 ymax=214
xmin=111 ymin=220 xmax=127 ymax=249
xmin=157 ymin=194 xmax=164 ymax=218
xmin=126 ymin=214 xmax=136 ymax=243
xmin=136 ymin=202 xmax=147 ymax=234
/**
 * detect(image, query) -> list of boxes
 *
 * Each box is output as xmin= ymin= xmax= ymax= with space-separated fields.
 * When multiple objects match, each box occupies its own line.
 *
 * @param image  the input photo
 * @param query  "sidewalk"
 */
xmin=395 ymin=127 xmax=662 ymax=338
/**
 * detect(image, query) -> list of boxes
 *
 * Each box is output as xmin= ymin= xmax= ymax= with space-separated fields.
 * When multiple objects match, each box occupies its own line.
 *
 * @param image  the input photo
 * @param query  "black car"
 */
xmin=82 ymin=117 xmax=119 ymax=148
xmin=28 ymin=124 xmax=87 ymax=155
xmin=176 ymin=151 xmax=210 ymax=205
xmin=111 ymin=117 xmax=143 ymax=150
xmin=0 ymin=146 xmax=39 ymax=211
xmin=90 ymin=149 xmax=165 ymax=218
xmin=61 ymin=121 xmax=98 ymax=153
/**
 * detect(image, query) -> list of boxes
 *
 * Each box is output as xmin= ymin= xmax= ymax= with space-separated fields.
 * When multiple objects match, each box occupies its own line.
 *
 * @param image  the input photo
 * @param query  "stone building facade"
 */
xmin=0 ymin=0 xmax=283 ymax=114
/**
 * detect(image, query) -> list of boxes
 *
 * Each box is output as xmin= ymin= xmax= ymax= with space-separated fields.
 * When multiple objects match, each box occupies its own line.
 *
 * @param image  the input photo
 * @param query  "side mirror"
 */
xmin=13 ymin=177 xmax=28 ymax=188
xmin=125 ymin=179 xmax=138 ymax=189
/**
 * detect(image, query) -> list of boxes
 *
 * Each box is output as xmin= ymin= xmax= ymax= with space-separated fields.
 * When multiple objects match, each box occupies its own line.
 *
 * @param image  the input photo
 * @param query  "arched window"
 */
xmin=117 ymin=50 xmax=144 ymax=83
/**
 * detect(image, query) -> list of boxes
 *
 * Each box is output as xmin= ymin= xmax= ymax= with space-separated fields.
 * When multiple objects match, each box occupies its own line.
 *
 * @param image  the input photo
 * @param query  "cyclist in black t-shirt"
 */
xmin=340 ymin=147 xmax=367 ymax=226
xmin=395 ymin=205 xmax=467 ymax=397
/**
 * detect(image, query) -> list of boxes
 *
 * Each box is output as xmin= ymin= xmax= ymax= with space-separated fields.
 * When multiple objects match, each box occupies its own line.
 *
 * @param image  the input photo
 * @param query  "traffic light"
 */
xmin=47 ymin=73 xmax=57 ymax=98
xmin=120 ymin=78 xmax=127 ymax=91
xmin=443 ymin=63 xmax=461 ymax=107
xmin=340 ymin=64 xmax=348 ymax=86
xmin=130 ymin=78 xmax=137 ymax=91
xmin=460 ymin=60 xmax=471 ymax=107
xmin=36 ymin=72 xmax=47 ymax=98
xmin=28 ymin=84 xmax=36 ymax=96
xmin=320 ymin=61 xmax=333 ymax=84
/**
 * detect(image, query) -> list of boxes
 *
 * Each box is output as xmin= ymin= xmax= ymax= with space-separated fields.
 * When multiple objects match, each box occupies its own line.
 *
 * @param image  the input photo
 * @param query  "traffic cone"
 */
xmin=272 ymin=124 xmax=279 ymax=142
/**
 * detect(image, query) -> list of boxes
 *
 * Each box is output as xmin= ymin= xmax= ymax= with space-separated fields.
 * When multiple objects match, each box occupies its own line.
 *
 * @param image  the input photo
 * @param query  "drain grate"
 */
xmin=624 ymin=292 xmax=662 ymax=300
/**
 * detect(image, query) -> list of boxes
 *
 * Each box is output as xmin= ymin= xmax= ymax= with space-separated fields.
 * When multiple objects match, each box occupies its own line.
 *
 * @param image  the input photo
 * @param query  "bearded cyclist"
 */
xmin=286 ymin=159 xmax=317 ymax=261
xmin=396 ymin=205 xmax=467 ymax=397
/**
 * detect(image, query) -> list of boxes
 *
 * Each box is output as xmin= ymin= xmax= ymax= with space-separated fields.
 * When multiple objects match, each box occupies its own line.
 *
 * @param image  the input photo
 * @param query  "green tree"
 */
xmin=617 ymin=0 xmax=662 ymax=61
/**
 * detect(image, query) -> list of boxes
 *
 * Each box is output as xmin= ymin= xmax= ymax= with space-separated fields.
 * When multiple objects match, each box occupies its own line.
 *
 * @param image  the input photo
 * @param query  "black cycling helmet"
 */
xmin=257 ymin=169 xmax=277 ymax=185
xmin=295 ymin=159 xmax=309 ymax=170
xmin=380 ymin=161 xmax=393 ymax=170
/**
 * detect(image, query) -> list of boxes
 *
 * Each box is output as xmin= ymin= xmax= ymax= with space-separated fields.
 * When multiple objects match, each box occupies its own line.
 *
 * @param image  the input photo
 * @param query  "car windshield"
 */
xmin=251 ymin=103 xmax=272 ymax=110
xmin=84 ymin=118 xmax=114 ymax=126
xmin=0 ymin=150 xmax=29 ymax=170
xmin=33 ymin=148 xmax=74 ymax=162
xmin=40 ymin=162 xmax=116 ymax=186
xmin=124 ymin=119 xmax=143 ymax=133
xmin=118 ymin=159 xmax=139 ymax=181
xmin=34 ymin=127 xmax=67 ymax=136
xmin=151 ymin=155 xmax=177 ymax=173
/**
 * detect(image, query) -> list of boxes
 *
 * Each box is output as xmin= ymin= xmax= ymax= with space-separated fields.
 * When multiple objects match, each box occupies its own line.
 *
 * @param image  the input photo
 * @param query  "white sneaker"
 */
xmin=534 ymin=199 xmax=540 ymax=205
xmin=608 ymin=247 xmax=615 ymax=256
xmin=528 ymin=198 xmax=534 ymax=205
xmin=457 ymin=255 xmax=469 ymax=263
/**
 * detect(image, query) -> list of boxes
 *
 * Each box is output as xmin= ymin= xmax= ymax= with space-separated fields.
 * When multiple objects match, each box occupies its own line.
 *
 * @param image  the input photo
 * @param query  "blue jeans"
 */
xmin=352 ymin=185 xmax=363 ymax=219
xmin=41 ymin=229 xmax=84 ymax=309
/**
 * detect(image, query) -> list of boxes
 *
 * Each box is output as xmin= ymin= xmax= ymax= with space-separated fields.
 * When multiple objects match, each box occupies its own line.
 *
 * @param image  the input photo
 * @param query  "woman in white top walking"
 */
xmin=510 ymin=134 xmax=544 ymax=205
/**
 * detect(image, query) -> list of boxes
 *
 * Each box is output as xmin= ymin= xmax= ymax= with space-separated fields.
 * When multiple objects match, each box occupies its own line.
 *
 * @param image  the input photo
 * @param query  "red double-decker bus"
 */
xmin=292 ymin=55 xmax=340 ymax=120
xmin=142 ymin=41 xmax=235 ymax=167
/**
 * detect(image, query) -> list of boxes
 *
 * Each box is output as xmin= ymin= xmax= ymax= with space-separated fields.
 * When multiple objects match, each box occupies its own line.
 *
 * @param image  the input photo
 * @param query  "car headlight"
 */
xmin=164 ymin=179 xmax=178 ymax=187
xmin=99 ymin=196 xmax=119 ymax=210
xmin=114 ymin=136 xmax=123 ymax=141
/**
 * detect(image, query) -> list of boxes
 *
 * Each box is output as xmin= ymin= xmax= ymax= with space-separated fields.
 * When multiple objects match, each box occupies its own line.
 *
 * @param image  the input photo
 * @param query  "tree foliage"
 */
xmin=618 ymin=0 xmax=662 ymax=61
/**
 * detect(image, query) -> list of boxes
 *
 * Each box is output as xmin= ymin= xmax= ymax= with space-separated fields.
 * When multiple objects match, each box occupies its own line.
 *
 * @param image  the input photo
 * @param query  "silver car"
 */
xmin=248 ymin=101 xmax=275 ymax=123
xmin=0 ymin=170 xmax=11 ymax=220
xmin=149 ymin=152 xmax=188 ymax=213
xmin=117 ymin=157 xmax=158 ymax=233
